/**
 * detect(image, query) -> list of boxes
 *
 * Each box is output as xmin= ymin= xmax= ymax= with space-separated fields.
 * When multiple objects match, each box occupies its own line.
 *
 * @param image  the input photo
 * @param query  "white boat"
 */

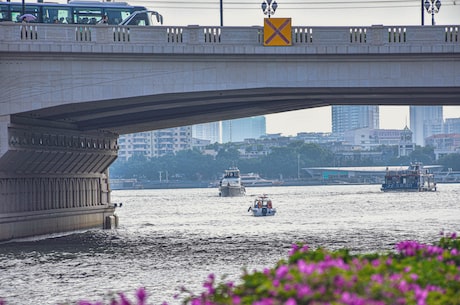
xmin=219 ymin=167 xmax=246 ymax=197
xmin=248 ymin=195 xmax=276 ymax=216
xmin=240 ymin=173 xmax=282 ymax=187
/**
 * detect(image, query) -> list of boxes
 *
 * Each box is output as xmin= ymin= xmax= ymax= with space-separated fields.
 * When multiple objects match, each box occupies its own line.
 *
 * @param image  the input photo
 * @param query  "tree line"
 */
xmin=109 ymin=141 xmax=460 ymax=181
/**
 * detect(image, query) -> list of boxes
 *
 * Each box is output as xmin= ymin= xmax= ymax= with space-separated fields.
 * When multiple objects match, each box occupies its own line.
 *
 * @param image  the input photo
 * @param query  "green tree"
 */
xmin=409 ymin=145 xmax=435 ymax=164
xmin=437 ymin=153 xmax=460 ymax=171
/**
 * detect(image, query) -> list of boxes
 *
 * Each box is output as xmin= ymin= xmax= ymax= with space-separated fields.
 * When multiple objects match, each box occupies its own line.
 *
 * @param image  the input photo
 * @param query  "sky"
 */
xmin=69 ymin=0 xmax=460 ymax=136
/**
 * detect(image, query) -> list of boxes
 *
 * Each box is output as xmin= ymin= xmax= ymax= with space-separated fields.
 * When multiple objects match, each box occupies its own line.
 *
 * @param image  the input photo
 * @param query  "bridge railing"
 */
xmin=0 ymin=23 xmax=458 ymax=53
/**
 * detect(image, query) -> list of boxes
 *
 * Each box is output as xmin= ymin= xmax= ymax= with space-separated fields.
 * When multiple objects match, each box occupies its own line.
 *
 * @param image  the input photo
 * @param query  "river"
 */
xmin=1 ymin=184 xmax=459 ymax=305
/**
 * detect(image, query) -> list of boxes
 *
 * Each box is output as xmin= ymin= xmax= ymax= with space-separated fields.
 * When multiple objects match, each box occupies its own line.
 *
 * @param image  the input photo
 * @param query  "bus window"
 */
xmin=10 ymin=5 xmax=39 ymax=22
xmin=119 ymin=11 xmax=159 ymax=26
xmin=0 ymin=2 xmax=155 ymax=24
xmin=103 ymin=8 xmax=132 ymax=25
xmin=73 ymin=7 xmax=102 ymax=24
xmin=0 ymin=4 xmax=10 ymax=22
xmin=42 ymin=6 xmax=72 ymax=24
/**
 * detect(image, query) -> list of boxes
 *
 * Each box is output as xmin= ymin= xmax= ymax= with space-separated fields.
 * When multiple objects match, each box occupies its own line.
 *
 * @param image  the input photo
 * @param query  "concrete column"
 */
xmin=0 ymin=118 xmax=119 ymax=241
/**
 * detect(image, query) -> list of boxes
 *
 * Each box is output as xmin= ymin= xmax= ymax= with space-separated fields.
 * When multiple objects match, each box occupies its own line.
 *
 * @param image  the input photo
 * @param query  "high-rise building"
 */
xmin=221 ymin=116 xmax=266 ymax=143
xmin=117 ymin=131 xmax=152 ymax=161
xmin=192 ymin=122 xmax=221 ymax=143
xmin=444 ymin=118 xmax=460 ymax=134
xmin=331 ymin=105 xmax=379 ymax=135
xmin=152 ymin=126 xmax=192 ymax=157
xmin=118 ymin=126 xmax=193 ymax=160
xmin=409 ymin=106 xmax=443 ymax=146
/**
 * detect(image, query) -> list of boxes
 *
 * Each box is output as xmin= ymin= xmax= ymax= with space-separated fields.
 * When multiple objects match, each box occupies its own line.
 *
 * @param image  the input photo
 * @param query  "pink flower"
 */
xmin=397 ymin=280 xmax=409 ymax=293
xmin=136 ymin=287 xmax=147 ymax=305
xmin=296 ymin=284 xmax=311 ymax=298
xmin=371 ymin=274 xmax=383 ymax=284
xmin=285 ymin=298 xmax=297 ymax=305
xmin=414 ymin=286 xmax=428 ymax=305
xmin=288 ymin=244 xmax=299 ymax=256
xmin=191 ymin=299 xmax=202 ymax=305
xmin=275 ymin=265 xmax=289 ymax=279
xmin=119 ymin=293 xmax=131 ymax=305
xmin=232 ymin=296 xmax=241 ymax=304
xmin=297 ymin=260 xmax=314 ymax=275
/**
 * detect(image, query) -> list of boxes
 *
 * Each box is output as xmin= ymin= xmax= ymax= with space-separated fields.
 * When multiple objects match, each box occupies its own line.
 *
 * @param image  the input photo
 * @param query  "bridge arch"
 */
xmin=0 ymin=22 xmax=459 ymax=241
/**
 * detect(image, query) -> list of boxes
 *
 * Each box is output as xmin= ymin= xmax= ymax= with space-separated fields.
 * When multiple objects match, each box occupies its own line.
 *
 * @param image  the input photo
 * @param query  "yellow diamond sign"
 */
xmin=263 ymin=18 xmax=292 ymax=46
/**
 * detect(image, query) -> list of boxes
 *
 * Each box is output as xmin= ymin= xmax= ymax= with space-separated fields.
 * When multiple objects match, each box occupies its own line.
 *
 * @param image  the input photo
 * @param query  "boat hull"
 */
xmin=219 ymin=186 xmax=245 ymax=197
xmin=381 ymin=186 xmax=437 ymax=192
xmin=251 ymin=207 xmax=276 ymax=216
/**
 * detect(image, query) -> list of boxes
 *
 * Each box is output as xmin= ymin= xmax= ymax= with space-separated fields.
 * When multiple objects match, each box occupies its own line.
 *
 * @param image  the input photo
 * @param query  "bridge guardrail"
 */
xmin=0 ymin=23 xmax=458 ymax=54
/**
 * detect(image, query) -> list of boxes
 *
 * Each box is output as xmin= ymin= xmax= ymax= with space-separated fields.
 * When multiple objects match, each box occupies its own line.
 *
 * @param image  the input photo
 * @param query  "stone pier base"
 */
xmin=0 ymin=206 xmax=116 ymax=241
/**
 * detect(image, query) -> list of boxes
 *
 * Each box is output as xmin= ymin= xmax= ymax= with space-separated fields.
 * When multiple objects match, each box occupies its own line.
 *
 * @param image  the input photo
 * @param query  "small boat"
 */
xmin=248 ymin=195 xmax=276 ymax=216
xmin=219 ymin=167 xmax=246 ymax=197
xmin=381 ymin=162 xmax=437 ymax=192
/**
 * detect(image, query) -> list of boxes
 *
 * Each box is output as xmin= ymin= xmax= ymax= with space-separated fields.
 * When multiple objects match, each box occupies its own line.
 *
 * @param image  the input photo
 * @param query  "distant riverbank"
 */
xmin=110 ymin=178 xmax=386 ymax=190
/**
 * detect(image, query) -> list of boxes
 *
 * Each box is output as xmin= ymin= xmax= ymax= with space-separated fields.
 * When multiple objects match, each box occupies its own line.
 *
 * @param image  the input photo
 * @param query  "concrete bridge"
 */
xmin=0 ymin=22 xmax=459 ymax=241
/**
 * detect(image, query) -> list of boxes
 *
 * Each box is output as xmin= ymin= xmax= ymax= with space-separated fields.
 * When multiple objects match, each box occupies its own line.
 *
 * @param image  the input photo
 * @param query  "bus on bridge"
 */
xmin=0 ymin=0 xmax=161 ymax=25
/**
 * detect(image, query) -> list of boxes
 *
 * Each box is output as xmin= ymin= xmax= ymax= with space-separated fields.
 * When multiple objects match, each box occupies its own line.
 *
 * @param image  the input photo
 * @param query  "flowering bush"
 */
xmin=2 ymin=232 xmax=460 ymax=305
xmin=181 ymin=232 xmax=460 ymax=305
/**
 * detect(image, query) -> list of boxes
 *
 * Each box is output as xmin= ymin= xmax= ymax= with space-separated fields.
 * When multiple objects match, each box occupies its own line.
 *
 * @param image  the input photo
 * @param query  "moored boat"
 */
xmin=381 ymin=162 xmax=437 ymax=192
xmin=248 ymin=195 xmax=276 ymax=216
xmin=219 ymin=167 xmax=246 ymax=197
xmin=240 ymin=173 xmax=282 ymax=187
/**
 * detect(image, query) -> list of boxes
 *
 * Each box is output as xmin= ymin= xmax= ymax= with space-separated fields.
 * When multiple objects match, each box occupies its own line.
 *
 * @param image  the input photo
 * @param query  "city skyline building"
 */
xmin=444 ymin=118 xmax=460 ymax=134
xmin=118 ymin=126 xmax=193 ymax=160
xmin=117 ymin=106 xmax=459 ymax=161
xmin=192 ymin=122 xmax=221 ymax=143
xmin=117 ymin=131 xmax=152 ymax=161
xmin=152 ymin=126 xmax=192 ymax=157
xmin=409 ymin=106 xmax=443 ymax=146
xmin=221 ymin=116 xmax=267 ymax=143
xmin=331 ymin=105 xmax=380 ymax=135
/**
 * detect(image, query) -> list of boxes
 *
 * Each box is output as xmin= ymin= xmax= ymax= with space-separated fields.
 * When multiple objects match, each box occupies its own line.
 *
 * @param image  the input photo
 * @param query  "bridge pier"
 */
xmin=0 ymin=116 xmax=119 ymax=241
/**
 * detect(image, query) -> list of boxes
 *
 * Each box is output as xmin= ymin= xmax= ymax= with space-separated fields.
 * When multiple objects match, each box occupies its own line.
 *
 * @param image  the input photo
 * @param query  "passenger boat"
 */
xmin=248 ymin=195 xmax=276 ymax=216
xmin=240 ymin=173 xmax=282 ymax=187
xmin=218 ymin=167 xmax=246 ymax=197
xmin=381 ymin=162 xmax=437 ymax=192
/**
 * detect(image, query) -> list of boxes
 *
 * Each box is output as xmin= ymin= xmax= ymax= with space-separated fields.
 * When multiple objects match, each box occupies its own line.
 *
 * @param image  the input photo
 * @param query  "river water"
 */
xmin=1 ymin=184 xmax=459 ymax=305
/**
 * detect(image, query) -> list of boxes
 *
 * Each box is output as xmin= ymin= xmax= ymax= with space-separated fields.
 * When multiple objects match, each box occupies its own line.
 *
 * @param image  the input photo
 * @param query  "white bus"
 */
xmin=0 ymin=0 xmax=162 ymax=25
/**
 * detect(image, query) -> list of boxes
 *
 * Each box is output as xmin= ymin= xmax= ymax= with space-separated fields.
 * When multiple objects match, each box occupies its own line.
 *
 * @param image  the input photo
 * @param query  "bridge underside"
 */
xmin=2 ymin=87 xmax=460 ymax=241
xmin=12 ymin=86 xmax=460 ymax=135
xmin=0 ymin=118 xmax=119 ymax=241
